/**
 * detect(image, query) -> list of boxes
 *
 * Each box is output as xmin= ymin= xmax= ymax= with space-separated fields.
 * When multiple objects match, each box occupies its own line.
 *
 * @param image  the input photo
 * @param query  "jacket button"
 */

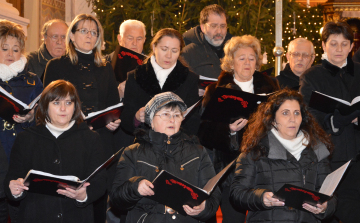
xmin=57 ymin=213 xmax=62 ymax=218
xmin=54 ymin=159 xmax=60 ymax=164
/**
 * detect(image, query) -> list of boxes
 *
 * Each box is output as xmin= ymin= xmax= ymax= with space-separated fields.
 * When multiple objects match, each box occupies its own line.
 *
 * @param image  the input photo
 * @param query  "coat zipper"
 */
xmin=180 ymin=157 xmax=200 ymax=171
xmin=137 ymin=160 xmax=159 ymax=172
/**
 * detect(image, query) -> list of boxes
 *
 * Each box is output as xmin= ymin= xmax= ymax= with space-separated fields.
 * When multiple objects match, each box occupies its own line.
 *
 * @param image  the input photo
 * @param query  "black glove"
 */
xmin=332 ymin=109 xmax=360 ymax=129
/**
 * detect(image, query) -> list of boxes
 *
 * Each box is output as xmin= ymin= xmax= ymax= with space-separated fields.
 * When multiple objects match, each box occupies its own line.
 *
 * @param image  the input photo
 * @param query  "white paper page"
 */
xmin=28 ymin=170 xmax=80 ymax=182
xmin=351 ymin=96 xmax=360 ymax=106
xmin=199 ymin=75 xmax=218 ymax=81
xmin=319 ymin=160 xmax=351 ymax=196
xmin=183 ymin=99 xmax=201 ymax=118
xmin=28 ymin=93 xmax=42 ymax=109
xmin=0 ymin=86 xmax=28 ymax=108
xmin=85 ymin=102 xmax=123 ymax=119
xmin=315 ymin=91 xmax=350 ymax=106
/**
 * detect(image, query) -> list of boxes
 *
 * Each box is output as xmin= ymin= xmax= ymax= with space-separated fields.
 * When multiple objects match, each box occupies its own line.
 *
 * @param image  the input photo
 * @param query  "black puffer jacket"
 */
xmin=230 ymin=131 xmax=336 ymax=223
xmin=198 ymin=71 xmax=279 ymax=187
xmin=300 ymin=59 xmax=360 ymax=170
xmin=182 ymin=26 xmax=232 ymax=79
xmin=110 ymin=130 xmax=221 ymax=223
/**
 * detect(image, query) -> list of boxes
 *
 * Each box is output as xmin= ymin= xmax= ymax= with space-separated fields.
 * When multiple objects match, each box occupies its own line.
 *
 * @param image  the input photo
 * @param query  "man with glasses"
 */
xmin=277 ymin=38 xmax=315 ymax=89
xmin=27 ymin=19 xmax=68 ymax=81
xmin=182 ymin=4 xmax=232 ymax=79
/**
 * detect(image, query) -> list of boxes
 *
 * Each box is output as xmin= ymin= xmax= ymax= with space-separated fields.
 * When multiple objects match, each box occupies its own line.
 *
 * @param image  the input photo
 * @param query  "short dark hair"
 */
xmin=199 ymin=4 xmax=227 ymax=25
xmin=36 ymin=80 xmax=83 ymax=126
xmin=322 ymin=21 xmax=354 ymax=44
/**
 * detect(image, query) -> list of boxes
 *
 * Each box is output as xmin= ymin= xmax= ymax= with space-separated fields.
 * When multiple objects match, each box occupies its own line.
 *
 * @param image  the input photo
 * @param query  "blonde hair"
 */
xmin=221 ymin=35 xmax=262 ymax=72
xmin=0 ymin=19 xmax=25 ymax=54
xmin=66 ymin=14 xmax=105 ymax=67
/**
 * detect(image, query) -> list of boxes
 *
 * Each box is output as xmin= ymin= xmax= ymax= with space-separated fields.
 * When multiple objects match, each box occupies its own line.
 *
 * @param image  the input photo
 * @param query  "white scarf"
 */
xmin=271 ymin=128 xmax=308 ymax=160
xmin=321 ymin=52 xmax=347 ymax=68
xmin=46 ymin=120 xmax=75 ymax=138
xmin=233 ymin=75 xmax=254 ymax=93
xmin=0 ymin=55 xmax=27 ymax=81
xmin=75 ymin=48 xmax=93 ymax=54
xmin=150 ymin=55 xmax=176 ymax=89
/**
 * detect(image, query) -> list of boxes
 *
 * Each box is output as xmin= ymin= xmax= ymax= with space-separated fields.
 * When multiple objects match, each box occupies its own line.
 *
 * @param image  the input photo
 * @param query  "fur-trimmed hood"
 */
xmin=133 ymin=60 xmax=190 ymax=96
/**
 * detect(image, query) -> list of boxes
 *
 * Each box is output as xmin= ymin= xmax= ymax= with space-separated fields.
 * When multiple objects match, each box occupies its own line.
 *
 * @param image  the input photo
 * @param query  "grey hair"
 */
xmin=119 ymin=20 xmax=146 ymax=38
xmin=287 ymin=38 xmax=315 ymax=54
xmin=41 ymin=19 xmax=68 ymax=41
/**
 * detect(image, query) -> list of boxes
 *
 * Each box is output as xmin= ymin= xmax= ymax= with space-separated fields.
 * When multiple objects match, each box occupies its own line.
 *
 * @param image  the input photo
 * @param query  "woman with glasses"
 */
xmin=120 ymin=28 xmax=200 ymax=136
xmin=111 ymin=92 xmax=221 ymax=223
xmin=198 ymin=35 xmax=279 ymax=223
xmin=43 ymin=14 xmax=120 ymax=222
xmin=0 ymin=20 xmax=43 ymax=223
xmin=300 ymin=21 xmax=360 ymax=171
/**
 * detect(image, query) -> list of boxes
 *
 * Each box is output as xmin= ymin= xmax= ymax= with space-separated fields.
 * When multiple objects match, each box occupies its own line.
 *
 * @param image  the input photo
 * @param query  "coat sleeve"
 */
xmin=110 ymin=146 xmax=145 ymax=210
xmin=4 ymin=133 xmax=29 ymax=201
xmin=230 ymin=152 xmax=270 ymax=211
xmin=334 ymin=160 xmax=360 ymax=223
xmin=104 ymin=63 xmax=120 ymax=107
xmin=191 ymin=146 xmax=221 ymax=221
xmin=75 ymin=132 xmax=107 ymax=207
xmin=120 ymin=73 xmax=140 ymax=134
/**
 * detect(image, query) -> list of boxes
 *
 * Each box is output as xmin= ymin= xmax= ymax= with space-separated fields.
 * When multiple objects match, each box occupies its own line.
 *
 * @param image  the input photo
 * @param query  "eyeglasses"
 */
xmin=76 ymin=29 xmax=98 ymax=37
xmin=206 ymin=23 xmax=227 ymax=30
xmin=47 ymin=35 xmax=66 ymax=42
xmin=290 ymin=52 xmax=314 ymax=60
xmin=155 ymin=113 xmax=183 ymax=122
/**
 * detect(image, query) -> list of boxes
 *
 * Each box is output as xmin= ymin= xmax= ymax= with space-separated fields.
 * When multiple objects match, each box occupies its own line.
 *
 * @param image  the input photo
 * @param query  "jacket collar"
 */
xmin=280 ymin=63 xmax=300 ymax=82
xmin=322 ymin=58 xmax=354 ymax=77
xmin=134 ymin=61 xmax=189 ymax=96
xmin=27 ymin=122 xmax=88 ymax=140
xmin=38 ymin=43 xmax=53 ymax=65
xmin=267 ymin=131 xmax=329 ymax=161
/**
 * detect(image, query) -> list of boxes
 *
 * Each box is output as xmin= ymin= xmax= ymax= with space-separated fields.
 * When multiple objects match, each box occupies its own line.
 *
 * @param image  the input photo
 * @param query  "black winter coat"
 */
xmin=121 ymin=60 xmax=200 ymax=136
xmin=334 ymin=153 xmax=360 ymax=223
xmin=198 ymin=71 xmax=279 ymax=187
xmin=182 ymin=26 xmax=232 ymax=79
xmin=230 ymin=131 xmax=336 ymax=223
xmin=27 ymin=43 xmax=53 ymax=80
xmin=276 ymin=63 xmax=300 ymax=89
xmin=110 ymin=130 xmax=221 ymax=223
xmin=300 ymin=59 xmax=360 ymax=170
xmin=4 ymin=123 xmax=107 ymax=223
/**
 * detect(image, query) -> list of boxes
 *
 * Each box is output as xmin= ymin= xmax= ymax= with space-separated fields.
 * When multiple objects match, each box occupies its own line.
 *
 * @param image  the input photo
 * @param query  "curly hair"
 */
xmin=0 ymin=19 xmax=25 ymax=54
xmin=241 ymin=88 xmax=333 ymax=157
xmin=221 ymin=35 xmax=262 ymax=72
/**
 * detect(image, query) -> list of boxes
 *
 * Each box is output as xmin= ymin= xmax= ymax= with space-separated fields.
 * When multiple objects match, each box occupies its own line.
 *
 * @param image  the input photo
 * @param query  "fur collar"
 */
xmin=322 ymin=58 xmax=354 ymax=77
xmin=216 ymin=71 xmax=279 ymax=94
xmin=134 ymin=60 xmax=189 ymax=96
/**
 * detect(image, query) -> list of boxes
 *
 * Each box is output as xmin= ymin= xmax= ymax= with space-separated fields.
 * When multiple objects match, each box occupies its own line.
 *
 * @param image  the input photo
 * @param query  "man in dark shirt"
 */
xmin=182 ymin=4 xmax=232 ymax=80
xmin=277 ymin=38 xmax=315 ymax=89
xmin=27 ymin=19 xmax=68 ymax=81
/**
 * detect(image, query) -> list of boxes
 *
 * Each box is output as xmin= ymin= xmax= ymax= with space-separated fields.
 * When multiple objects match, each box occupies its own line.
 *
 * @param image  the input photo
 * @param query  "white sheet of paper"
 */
xmin=319 ymin=160 xmax=351 ymax=196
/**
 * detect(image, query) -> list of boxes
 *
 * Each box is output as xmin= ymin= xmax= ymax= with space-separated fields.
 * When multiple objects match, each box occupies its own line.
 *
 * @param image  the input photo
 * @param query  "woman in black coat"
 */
xmin=230 ymin=89 xmax=336 ymax=223
xmin=120 ymin=28 xmax=199 ymax=136
xmin=300 ymin=21 xmax=360 ymax=171
xmin=111 ymin=92 xmax=221 ymax=223
xmin=43 ymin=14 xmax=120 ymax=222
xmin=4 ymin=80 xmax=106 ymax=223
xmin=198 ymin=35 xmax=279 ymax=223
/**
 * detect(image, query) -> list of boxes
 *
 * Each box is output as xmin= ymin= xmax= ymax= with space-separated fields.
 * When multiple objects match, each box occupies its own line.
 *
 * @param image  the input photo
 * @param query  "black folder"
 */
xmin=111 ymin=46 xmax=147 ymax=83
xmin=84 ymin=103 xmax=123 ymax=130
xmin=201 ymin=87 xmax=269 ymax=123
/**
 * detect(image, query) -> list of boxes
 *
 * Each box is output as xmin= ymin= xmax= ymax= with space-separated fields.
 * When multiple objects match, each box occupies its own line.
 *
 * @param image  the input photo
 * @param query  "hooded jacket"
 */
xmin=230 ymin=131 xmax=336 ymax=223
xmin=4 ymin=122 xmax=107 ymax=223
xmin=300 ymin=59 xmax=360 ymax=170
xmin=182 ymin=26 xmax=232 ymax=79
xmin=110 ymin=129 xmax=221 ymax=223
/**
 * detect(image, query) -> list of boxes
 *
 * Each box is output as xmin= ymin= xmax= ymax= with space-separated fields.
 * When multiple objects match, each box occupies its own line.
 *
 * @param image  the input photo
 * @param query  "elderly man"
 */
xmin=277 ymin=38 xmax=315 ymax=89
xmin=182 ymin=4 xmax=232 ymax=79
xmin=27 ymin=19 xmax=67 ymax=81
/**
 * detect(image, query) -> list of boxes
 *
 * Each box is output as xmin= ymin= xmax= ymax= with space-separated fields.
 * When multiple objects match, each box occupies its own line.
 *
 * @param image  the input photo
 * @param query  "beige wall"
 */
xmin=24 ymin=0 xmax=40 ymax=54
